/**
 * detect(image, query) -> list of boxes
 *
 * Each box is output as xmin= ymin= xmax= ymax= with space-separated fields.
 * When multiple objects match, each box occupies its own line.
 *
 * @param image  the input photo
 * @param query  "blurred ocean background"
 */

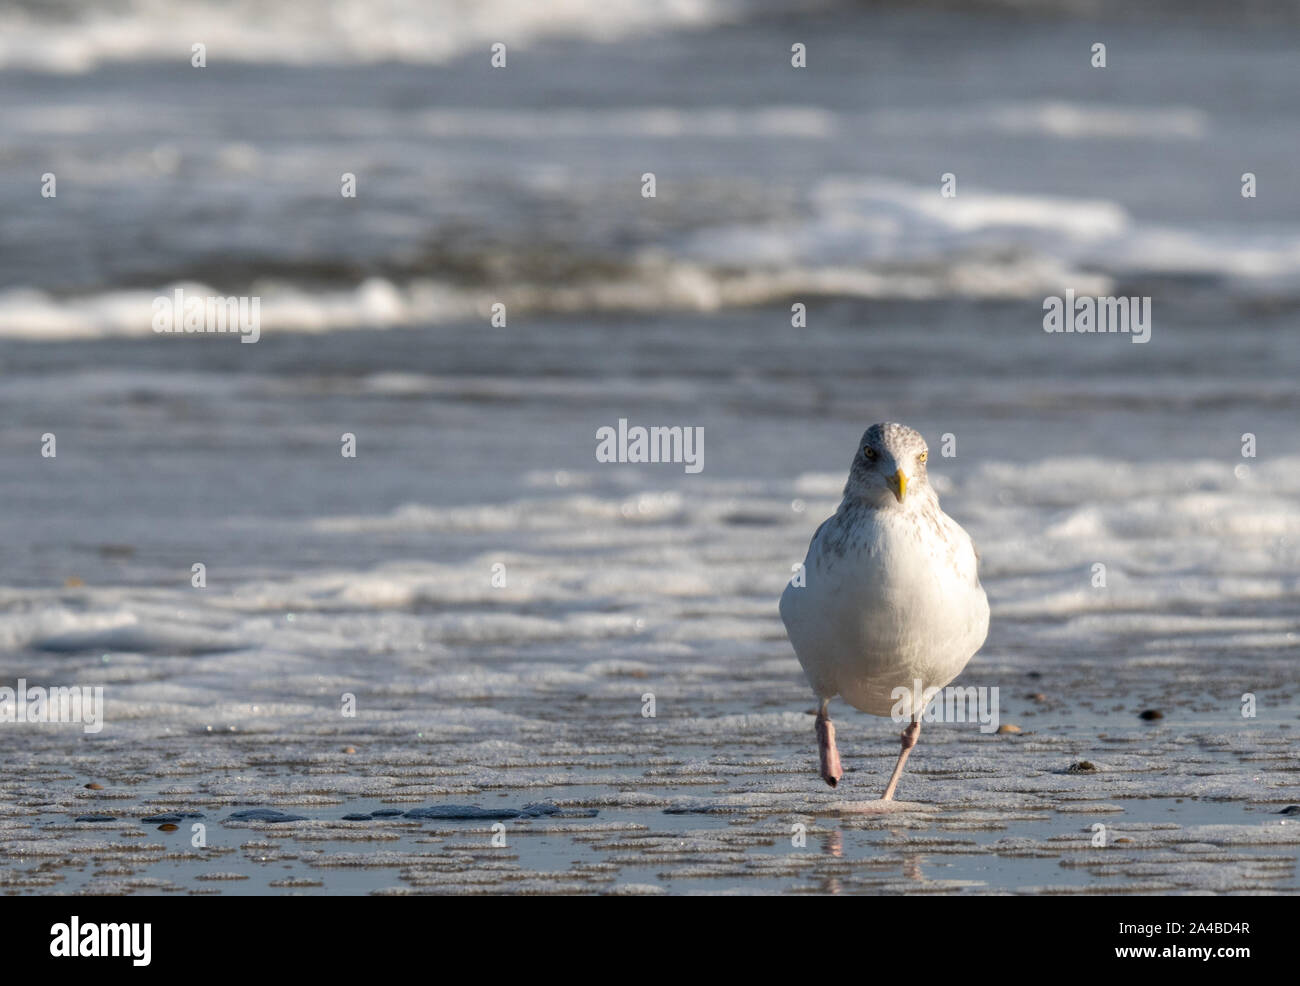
xmin=1 ymin=0 xmax=1298 ymax=894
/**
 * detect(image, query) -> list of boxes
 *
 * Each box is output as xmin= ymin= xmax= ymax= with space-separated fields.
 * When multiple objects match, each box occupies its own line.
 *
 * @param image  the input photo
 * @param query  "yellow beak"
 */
xmin=889 ymin=469 xmax=908 ymax=503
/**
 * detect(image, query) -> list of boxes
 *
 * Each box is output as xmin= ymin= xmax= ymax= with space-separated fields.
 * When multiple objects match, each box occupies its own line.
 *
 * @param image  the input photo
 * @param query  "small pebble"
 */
xmin=1114 ymin=837 xmax=1133 ymax=844
xmin=64 ymin=576 xmax=85 ymax=588
xmin=342 ymin=746 xmax=356 ymax=754
xmin=996 ymin=724 xmax=1021 ymax=734
xmin=1067 ymin=761 xmax=1097 ymax=773
xmin=1027 ymin=693 xmax=1047 ymax=701
xmin=157 ymin=823 xmax=178 ymax=832
xmin=84 ymin=783 xmax=103 ymax=790
xmin=1138 ymin=709 xmax=1164 ymax=720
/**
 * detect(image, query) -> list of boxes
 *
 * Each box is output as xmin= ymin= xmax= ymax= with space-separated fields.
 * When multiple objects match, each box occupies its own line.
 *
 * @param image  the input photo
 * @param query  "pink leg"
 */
xmin=881 ymin=719 xmax=920 ymax=802
xmin=816 ymin=700 xmax=843 ymax=788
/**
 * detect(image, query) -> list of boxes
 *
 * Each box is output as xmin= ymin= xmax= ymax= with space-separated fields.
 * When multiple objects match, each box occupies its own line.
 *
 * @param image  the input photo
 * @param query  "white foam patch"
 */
xmin=2 ymin=450 xmax=1297 ymax=755
xmin=0 ymin=0 xmax=732 ymax=74
xmin=982 ymin=101 xmax=1209 ymax=140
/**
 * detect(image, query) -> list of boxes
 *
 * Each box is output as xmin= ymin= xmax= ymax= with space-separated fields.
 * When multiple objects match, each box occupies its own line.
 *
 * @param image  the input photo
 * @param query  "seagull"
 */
xmin=779 ymin=423 xmax=989 ymax=800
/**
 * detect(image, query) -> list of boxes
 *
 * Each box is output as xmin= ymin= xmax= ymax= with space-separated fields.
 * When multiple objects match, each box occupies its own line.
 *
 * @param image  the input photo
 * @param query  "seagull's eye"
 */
xmin=863 ymin=447 xmax=877 ymax=461
xmin=918 ymin=451 xmax=928 ymax=464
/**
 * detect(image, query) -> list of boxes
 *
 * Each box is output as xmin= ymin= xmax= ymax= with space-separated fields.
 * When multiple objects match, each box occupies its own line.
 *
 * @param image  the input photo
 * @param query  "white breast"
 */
xmin=780 ymin=500 xmax=989 ymax=716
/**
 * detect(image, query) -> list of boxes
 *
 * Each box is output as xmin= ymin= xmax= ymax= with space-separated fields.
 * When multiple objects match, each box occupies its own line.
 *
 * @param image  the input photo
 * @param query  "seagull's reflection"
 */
xmin=825 ymin=829 xmax=843 ymax=858
xmin=817 ymin=827 xmax=926 ymax=893
xmin=903 ymin=853 xmax=923 ymax=882
xmin=817 ymin=830 xmax=845 ymax=894
xmin=816 ymin=832 xmax=847 ymax=894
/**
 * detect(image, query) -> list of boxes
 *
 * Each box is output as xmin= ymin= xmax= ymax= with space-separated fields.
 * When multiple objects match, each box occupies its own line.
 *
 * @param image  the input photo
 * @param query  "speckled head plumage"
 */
xmin=843 ymin=422 xmax=932 ymax=508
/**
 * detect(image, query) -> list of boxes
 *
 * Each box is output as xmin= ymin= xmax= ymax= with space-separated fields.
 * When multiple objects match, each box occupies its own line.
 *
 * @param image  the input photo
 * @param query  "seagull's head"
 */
xmin=844 ymin=422 xmax=931 ymax=508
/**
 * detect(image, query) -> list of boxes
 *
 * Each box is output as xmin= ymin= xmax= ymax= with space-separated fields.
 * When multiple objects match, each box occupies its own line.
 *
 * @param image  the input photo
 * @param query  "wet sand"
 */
xmin=4 ymin=657 xmax=1296 ymax=895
